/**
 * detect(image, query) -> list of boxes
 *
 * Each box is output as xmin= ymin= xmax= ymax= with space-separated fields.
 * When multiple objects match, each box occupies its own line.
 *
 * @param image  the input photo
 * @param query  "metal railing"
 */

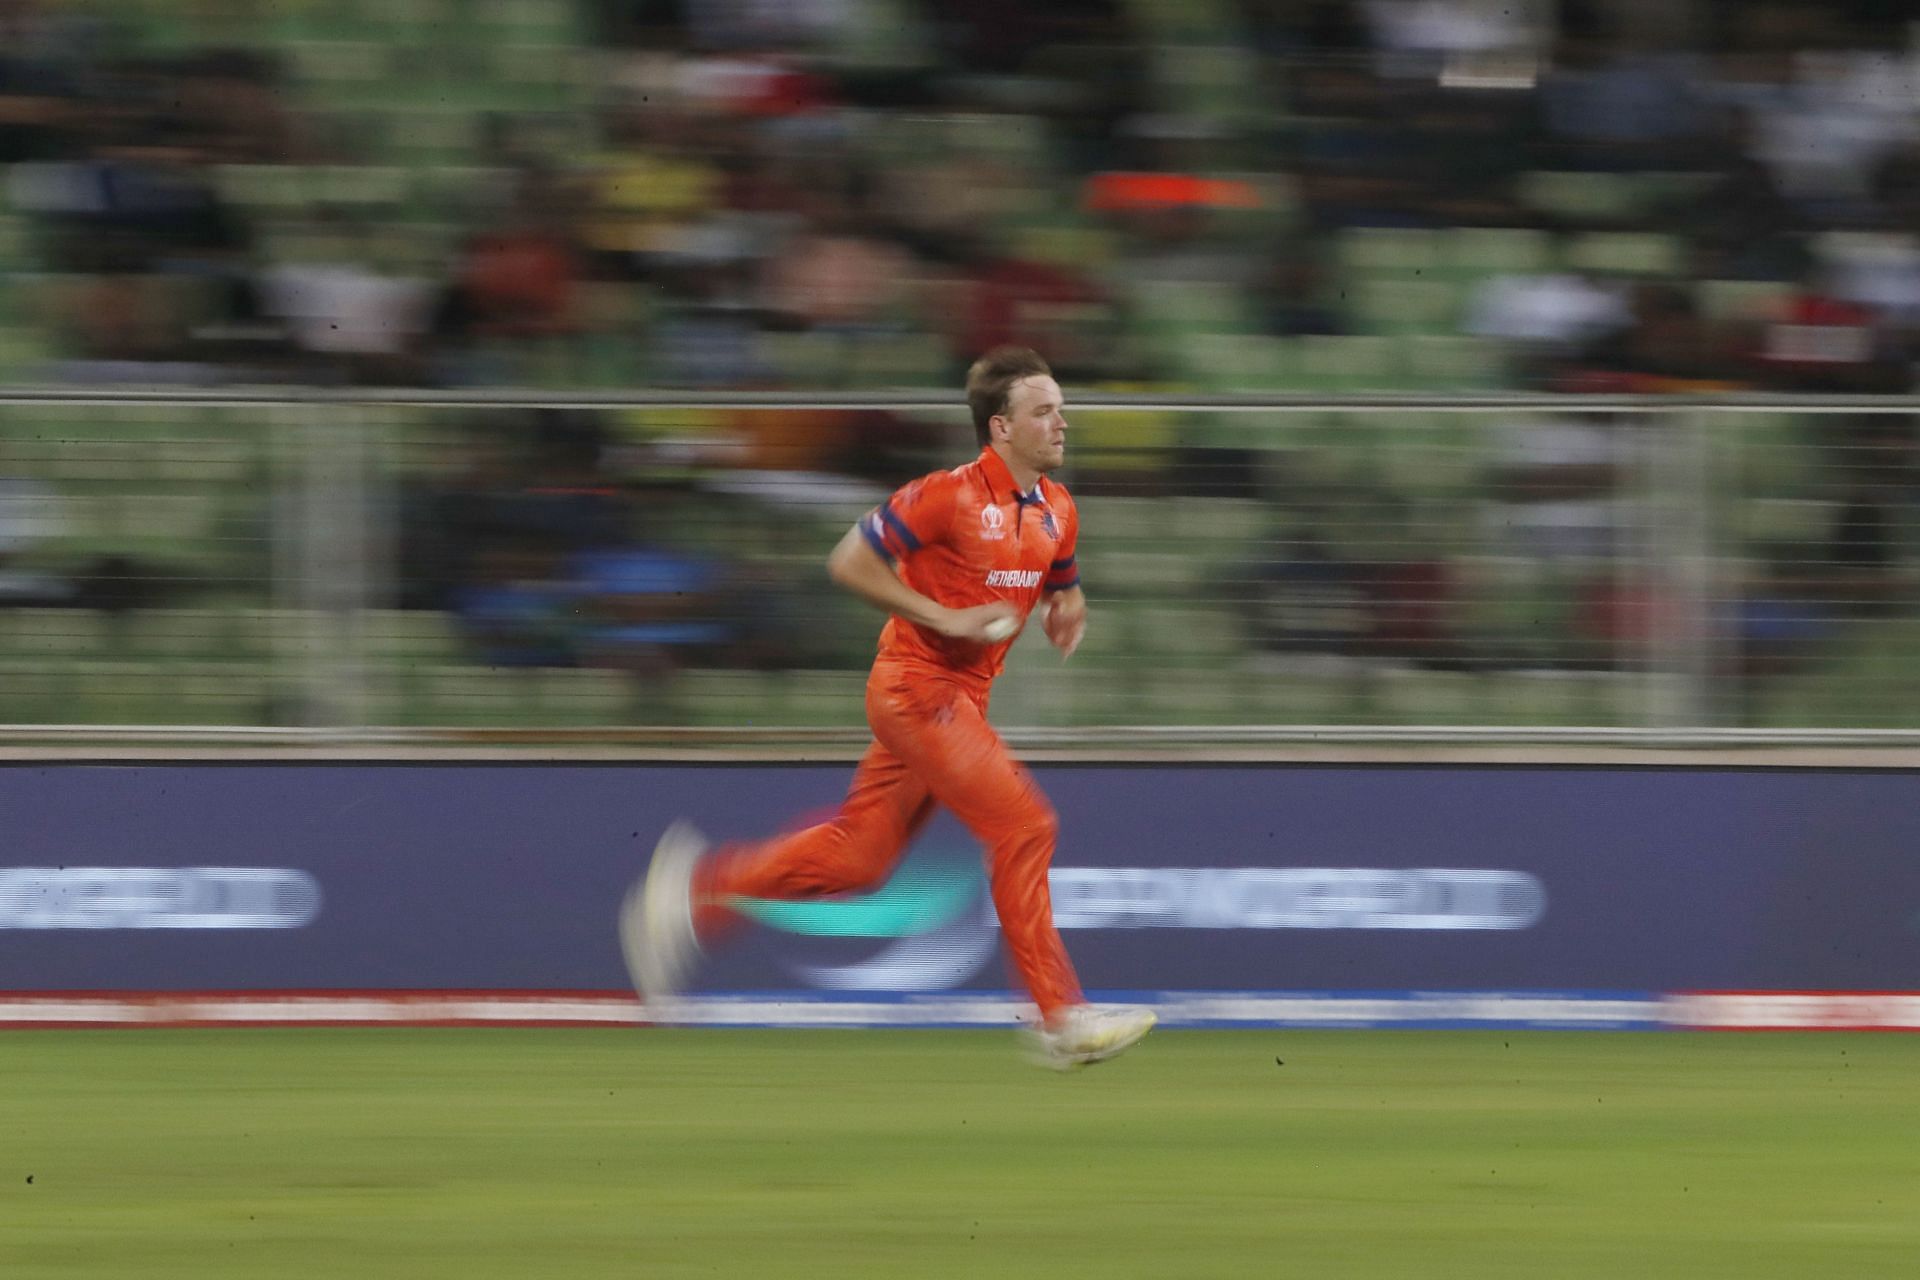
xmin=2 ymin=388 xmax=1917 ymax=751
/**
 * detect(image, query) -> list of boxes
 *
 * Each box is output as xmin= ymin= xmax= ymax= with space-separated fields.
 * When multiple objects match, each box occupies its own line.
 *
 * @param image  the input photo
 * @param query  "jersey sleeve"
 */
xmin=859 ymin=470 xmax=957 ymax=565
xmin=1044 ymin=492 xmax=1080 ymax=592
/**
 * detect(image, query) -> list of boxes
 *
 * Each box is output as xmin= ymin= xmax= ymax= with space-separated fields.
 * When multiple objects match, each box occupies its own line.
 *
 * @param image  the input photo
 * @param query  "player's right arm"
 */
xmin=827 ymin=525 xmax=1016 ymax=643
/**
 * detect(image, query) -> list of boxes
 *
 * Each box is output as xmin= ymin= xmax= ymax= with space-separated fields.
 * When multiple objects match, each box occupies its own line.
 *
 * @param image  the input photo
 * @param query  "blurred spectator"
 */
xmin=169 ymin=49 xmax=307 ymax=166
xmin=1241 ymin=495 xmax=1470 ymax=671
xmin=1107 ymin=201 xmax=1257 ymax=290
xmin=16 ymin=130 xmax=249 ymax=276
xmin=1363 ymin=0 xmax=1538 ymax=81
xmin=1820 ymin=234 xmax=1920 ymax=331
xmin=0 ymin=52 xmax=78 ymax=166
xmin=1718 ymin=41 xmax=1919 ymax=220
xmin=760 ymin=192 xmax=914 ymax=336
xmin=1288 ymin=68 xmax=1436 ymax=230
xmin=0 ymin=471 xmax=66 ymax=604
xmin=0 ymin=458 xmax=186 ymax=615
xmin=1240 ymin=523 xmax=1376 ymax=665
xmin=1087 ymin=114 xmax=1265 ymax=283
xmin=1668 ymin=130 xmax=1805 ymax=280
xmin=432 ymin=414 xmax=634 ymax=666
xmin=583 ymin=92 xmax=728 ymax=268
xmin=55 ymin=273 xmax=182 ymax=368
xmin=1728 ymin=540 xmax=1842 ymax=686
xmin=402 ymin=412 xmax=622 ymax=611
xmin=438 ymin=168 xmax=587 ymax=348
xmin=1464 ymin=252 xmax=1629 ymax=349
xmin=683 ymin=0 xmax=850 ymax=51
xmin=1255 ymin=250 xmax=1350 ymax=338
xmin=648 ymin=226 xmax=774 ymax=387
xmin=1818 ymin=413 xmax=1916 ymax=616
xmin=446 ymin=538 xmax=581 ymax=669
xmin=1539 ymin=36 xmax=1711 ymax=171
xmin=1361 ymin=507 xmax=1473 ymax=668
xmin=1399 ymin=88 xmax=1532 ymax=225
xmin=718 ymin=406 xmax=941 ymax=483
xmin=400 ymin=410 xmax=801 ymax=681
xmin=936 ymin=0 xmax=1131 ymax=78
xmin=1572 ymin=282 xmax=1745 ymax=389
xmin=1567 ymin=569 xmax=1692 ymax=671
xmin=261 ymin=213 xmax=431 ymax=385
xmin=871 ymin=147 xmax=1001 ymax=265
xmin=949 ymin=241 xmax=1117 ymax=383
xmin=1483 ymin=412 xmax=1631 ymax=563
xmin=1747 ymin=263 xmax=1913 ymax=392
xmin=1872 ymin=141 xmax=1920 ymax=231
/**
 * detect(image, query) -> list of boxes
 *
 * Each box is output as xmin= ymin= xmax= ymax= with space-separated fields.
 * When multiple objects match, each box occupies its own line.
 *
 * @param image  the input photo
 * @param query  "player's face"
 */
xmin=995 ymin=375 xmax=1069 ymax=477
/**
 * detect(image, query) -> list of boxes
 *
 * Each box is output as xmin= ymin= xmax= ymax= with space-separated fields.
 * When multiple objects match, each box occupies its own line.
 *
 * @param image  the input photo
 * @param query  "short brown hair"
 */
xmin=966 ymin=346 xmax=1052 ymax=446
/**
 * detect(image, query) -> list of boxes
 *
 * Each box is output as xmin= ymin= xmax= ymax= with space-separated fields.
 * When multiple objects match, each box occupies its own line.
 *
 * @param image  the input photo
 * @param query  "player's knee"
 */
xmin=1031 ymin=804 xmax=1059 ymax=848
xmin=1005 ymin=801 xmax=1058 ymax=859
xmin=843 ymin=866 xmax=894 ymax=895
xmin=820 ymin=817 xmax=902 ymax=895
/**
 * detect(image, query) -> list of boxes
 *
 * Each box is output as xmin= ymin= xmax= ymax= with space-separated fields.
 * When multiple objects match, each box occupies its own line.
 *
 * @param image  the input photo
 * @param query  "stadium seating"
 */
xmin=0 ymin=1 xmax=1911 ymax=739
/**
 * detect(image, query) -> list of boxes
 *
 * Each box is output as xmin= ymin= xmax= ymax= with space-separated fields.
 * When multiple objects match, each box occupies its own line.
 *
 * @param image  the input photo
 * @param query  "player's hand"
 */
xmin=1043 ymin=592 xmax=1086 ymax=658
xmin=940 ymin=602 xmax=1022 ymax=644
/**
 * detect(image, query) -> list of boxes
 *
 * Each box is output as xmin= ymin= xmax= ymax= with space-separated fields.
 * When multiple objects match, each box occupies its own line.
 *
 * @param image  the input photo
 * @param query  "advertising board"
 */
xmin=4 ymin=765 xmax=1916 ymax=1028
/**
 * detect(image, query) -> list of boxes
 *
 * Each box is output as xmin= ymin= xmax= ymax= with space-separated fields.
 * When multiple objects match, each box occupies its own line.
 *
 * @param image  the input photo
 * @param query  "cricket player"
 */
xmin=622 ymin=346 xmax=1155 ymax=1069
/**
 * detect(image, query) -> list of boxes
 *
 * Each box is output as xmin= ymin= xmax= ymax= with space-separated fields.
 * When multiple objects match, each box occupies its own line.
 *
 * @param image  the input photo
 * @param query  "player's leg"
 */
xmin=869 ymin=679 xmax=1154 ymax=1066
xmin=621 ymin=741 xmax=933 ymax=1009
xmin=697 ymin=742 xmax=935 ymax=904
xmin=867 ymin=683 xmax=1083 ymax=1019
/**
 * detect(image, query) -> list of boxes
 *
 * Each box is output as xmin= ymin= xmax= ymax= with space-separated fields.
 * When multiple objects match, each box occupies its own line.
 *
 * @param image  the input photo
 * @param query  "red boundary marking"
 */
xmin=0 ymin=989 xmax=647 ymax=1029
xmin=1671 ymin=990 xmax=1920 ymax=1032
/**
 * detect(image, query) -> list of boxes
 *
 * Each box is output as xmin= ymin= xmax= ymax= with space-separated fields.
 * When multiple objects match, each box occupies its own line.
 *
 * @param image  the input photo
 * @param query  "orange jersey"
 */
xmin=859 ymin=446 xmax=1081 ymax=687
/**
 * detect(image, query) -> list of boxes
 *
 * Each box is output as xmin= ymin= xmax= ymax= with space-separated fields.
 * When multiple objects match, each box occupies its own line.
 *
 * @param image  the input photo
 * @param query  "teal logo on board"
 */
xmin=732 ymin=844 xmax=999 ymax=991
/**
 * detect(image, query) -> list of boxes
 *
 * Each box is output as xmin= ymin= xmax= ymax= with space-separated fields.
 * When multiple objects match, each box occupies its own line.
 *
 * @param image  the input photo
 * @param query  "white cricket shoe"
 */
xmin=1025 ymin=1004 xmax=1158 ymax=1071
xmin=619 ymin=820 xmax=708 ymax=1019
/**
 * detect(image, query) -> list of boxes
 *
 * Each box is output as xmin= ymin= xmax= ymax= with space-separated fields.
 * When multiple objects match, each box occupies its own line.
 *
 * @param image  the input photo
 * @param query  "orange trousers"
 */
xmin=698 ymin=658 xmax=1085 ymax=1021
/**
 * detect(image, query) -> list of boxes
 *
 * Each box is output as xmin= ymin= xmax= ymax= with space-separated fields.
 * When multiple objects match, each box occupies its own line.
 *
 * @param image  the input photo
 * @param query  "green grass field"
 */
xmin=2 ymin=1028 xmax=1916 ymax=1278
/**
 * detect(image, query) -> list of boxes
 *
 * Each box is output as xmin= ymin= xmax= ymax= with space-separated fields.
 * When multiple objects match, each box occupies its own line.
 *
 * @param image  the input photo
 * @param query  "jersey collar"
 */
xmin=978 ymin=446 xmax=1048 ymax=506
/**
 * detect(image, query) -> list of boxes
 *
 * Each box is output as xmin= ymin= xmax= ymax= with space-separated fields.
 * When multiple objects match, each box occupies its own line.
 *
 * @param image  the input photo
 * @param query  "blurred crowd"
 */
xmin=0 ymin=0 xmax=1913 ymax=394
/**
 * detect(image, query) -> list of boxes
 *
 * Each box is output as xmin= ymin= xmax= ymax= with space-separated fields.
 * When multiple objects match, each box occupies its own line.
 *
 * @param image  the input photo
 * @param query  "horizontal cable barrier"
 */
xmin=2 ymin=390 xmax=1917 ymax=746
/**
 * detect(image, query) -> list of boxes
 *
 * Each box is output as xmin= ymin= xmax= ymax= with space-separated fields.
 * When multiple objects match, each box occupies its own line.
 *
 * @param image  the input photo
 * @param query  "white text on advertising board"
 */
xmin=0 ymin=867 xmax=322 ymax=930
xmin=1042 ymin=868 xmax=1545 ymax=930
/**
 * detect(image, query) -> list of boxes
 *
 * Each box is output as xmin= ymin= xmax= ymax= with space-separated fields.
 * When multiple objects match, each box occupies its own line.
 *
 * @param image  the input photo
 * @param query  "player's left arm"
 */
xmin=1041 ymin=495 xmax=1085 ymax=657
xmin=1042 ymin=584 xmax=1086 ymax=658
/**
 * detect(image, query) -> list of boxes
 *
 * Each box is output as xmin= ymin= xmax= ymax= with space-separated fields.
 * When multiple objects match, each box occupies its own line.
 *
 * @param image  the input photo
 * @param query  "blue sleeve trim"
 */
xmin=1043 ymin=575 xmax=1081 ymax=593
xmin=1049 ymin=556 xmax=1076 ymax=570
xmin=879 ymin=503 xmax=922 ymax=553
xmin=860 ymin=517 xmax=897 ymax=564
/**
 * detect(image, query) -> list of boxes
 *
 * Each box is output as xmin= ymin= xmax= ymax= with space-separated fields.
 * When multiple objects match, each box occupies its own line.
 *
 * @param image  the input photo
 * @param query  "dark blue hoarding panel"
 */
xmin=2 ymin=765 xmax=1918 ymax=994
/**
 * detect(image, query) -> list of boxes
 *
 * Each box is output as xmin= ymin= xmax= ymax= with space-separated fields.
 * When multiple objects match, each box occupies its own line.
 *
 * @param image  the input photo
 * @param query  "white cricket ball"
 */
xmin=983 ymin=617 xmax=1019 ymax=642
